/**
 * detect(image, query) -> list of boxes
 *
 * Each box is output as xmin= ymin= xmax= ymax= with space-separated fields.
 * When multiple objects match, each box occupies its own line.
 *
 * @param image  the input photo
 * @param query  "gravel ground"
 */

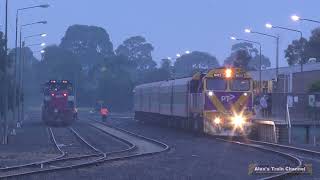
xmin=0 ymin=112 xmax=59 ymax=167
xmin=72 ymin=122 xmax=129 ymax=153
xmin=15 ymin=112 xmax=306 ymax=180
xmin=50 ymin=127 xmax=96 ymax=157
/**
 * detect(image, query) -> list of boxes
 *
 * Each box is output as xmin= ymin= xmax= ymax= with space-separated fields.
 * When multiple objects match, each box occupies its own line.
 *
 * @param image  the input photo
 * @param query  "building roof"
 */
xmin=249 ymin=62 xmax=320 ymax=81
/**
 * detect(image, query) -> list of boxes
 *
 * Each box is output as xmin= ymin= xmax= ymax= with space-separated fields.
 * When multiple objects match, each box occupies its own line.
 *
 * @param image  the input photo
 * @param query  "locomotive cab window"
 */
xmin=206 ymin=78 xmax=227 ymax=90
xmin=230 ymin=79 xmax=250 ymax=91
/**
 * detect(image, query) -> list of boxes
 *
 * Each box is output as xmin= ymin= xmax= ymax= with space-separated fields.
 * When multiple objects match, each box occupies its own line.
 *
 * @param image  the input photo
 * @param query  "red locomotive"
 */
xmin=41 ymin=80 xmax=77 ymax=126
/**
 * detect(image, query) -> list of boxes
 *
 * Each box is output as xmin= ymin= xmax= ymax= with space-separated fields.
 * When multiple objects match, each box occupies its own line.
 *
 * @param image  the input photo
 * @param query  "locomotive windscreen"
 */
xmin=44 ymin=80 xmax=73 ymax=95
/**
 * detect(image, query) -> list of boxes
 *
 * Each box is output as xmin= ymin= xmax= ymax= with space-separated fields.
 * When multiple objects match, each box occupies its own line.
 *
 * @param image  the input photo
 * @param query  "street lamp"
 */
xmin=291 ymin=15 xmax=320 ymax=24
xmin=13 ymin=6 xmax=49 ymax=129
xmin=24 ymin=33 xmax=47 ymax=39
xmin=15 ymin=4 xmax=50 ymax=66
xmin=25 ymin=42 xmax=46 ymax=47
xmin=265 ymin=23 xmax=304 ymax=72
xmin=244 ymin=28 xmax=280 ymax=78
xmin=2 ymin=0 xmax=9 ymax=145
xmin=230 ymin=36 xmax=262 ymax=92
xmin=16 ymin=21 xmax=47 ymax=125
xmin=265 ymin=23 xmax=302 ymax=39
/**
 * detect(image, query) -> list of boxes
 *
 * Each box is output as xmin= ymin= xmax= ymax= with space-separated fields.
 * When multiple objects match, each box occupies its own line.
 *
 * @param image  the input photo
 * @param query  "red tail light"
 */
xmin=63 ymin=93 xmax=68 ymax=97
xmin=51 ymin=93 xmax=55 ymax=97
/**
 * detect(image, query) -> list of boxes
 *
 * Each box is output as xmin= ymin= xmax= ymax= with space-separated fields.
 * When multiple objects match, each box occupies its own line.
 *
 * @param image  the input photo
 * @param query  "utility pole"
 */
xmin=21 ymin=41 xmax=26 ymax=124
xmin=276 ymin=35 xmax=279 ymax=79
xmin=2 ymin=0 xmax=9 ymax=145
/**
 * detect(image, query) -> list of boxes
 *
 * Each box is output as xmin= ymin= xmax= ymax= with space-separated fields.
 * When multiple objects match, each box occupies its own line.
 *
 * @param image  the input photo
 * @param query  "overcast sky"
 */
xmin=1 ymin=0 xmax=320 ymax=67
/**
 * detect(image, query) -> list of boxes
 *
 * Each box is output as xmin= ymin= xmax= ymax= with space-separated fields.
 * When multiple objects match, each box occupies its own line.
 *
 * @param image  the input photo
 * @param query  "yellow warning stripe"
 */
xmin=233 ymin=94 xmax=249 ymax=112
xmin=207 ymin=93 xmax=227 ymax=113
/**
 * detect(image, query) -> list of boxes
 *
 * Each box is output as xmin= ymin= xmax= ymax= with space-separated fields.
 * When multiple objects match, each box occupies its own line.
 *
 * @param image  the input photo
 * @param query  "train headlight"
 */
xmin=208 ymin=91 xmax=214 ymax=97
xmin=232 ymin=115 xmax=246 ymax=127
xmin=214 ymin=117 xmax=221 ymax=124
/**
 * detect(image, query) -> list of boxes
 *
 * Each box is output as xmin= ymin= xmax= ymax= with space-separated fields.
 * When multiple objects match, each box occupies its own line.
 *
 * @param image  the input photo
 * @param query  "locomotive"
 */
xmin=41 ymin=80 xmax=77 ymax=126
xmin=134 ymin=67 xmax=254 ymax=136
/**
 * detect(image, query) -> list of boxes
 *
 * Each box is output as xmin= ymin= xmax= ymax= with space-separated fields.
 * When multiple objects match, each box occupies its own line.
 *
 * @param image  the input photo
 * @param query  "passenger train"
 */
xmin=41 ymin=80 xmax=77 ymax=126
xmin=134 ymin=68 xmax=254 ymax=136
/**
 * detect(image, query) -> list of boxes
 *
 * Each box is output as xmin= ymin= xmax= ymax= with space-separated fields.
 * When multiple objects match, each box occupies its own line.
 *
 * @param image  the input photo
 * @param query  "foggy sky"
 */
xmin=1 ymin=0 xmax=320 ymax=67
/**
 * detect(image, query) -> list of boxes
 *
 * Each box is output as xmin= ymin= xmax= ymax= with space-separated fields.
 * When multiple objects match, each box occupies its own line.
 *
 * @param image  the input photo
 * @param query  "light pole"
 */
xmin=15 ymin=4 xmax=49 ymax=68
xmin=244 ymin=28 xmax=280 ymax=79
xmin=13 ymin=5 xmax=49 ymax=129
xmin=265 ymin=23 xmax=304 ymax=72
xmin=16 ymin=21 xmax=47 ymax=126
xmin=291 ymin=15 xmax=320 ymax=24
xmin=2 ymin=0 xmax=9 ymax=144
xmin=16 ymin=34 xmax=47 ymax=125
xmin=230 ymin=36 xmax=262 ymax=93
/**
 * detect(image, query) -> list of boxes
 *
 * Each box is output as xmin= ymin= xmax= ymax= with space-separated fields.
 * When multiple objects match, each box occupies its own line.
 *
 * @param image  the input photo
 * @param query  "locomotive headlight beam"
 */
xmin=214 ymin=117 xmax=221 ymax=124
xmin=232 ymin=115 xmax=246 ymax=127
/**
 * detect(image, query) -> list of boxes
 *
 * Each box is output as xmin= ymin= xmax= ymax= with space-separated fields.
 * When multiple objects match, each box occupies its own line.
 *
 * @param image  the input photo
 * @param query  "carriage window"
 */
xmin=230 ymin=79 xmax=250 ymax=91
xmin=206 ymin=79 xmax=226 ymax=90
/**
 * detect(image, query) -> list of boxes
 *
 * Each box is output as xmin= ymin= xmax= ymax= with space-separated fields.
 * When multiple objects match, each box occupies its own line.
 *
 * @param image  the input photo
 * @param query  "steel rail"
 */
xmin=0 ymin=128 xmax=65 ymax=171
xmin=0 ymin=122 xmax=139 ymax=178
xmin=0 ymin=115 xmax=169 ymax=179
xmin=216 ymin=138 xmax=303 ymax=180
xmin=0 ymin=126 xmax=107 ymax=178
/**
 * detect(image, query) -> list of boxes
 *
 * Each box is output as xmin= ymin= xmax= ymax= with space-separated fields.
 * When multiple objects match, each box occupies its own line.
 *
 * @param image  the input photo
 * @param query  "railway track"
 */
xmin=217 ymin=137 xmax=319 ymax=179
xmin=0 ymin=127 xmax=106 ymax=178
xmin=0 ymin=120 xmax=169 ymax=179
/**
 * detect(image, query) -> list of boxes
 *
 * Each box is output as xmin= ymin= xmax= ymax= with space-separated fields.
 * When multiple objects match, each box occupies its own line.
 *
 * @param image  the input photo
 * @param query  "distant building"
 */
xmin=249 ymin=62 xmax=320 ymax=93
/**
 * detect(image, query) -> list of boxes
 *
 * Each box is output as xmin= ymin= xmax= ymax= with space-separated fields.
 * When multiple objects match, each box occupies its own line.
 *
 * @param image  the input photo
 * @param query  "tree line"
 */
xmin=1 ymin=25 xmax=320 ymax=113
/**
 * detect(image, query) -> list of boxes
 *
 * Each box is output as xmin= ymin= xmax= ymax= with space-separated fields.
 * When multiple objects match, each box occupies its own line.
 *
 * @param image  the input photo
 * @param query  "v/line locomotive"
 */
xmin=134 ymin=67 xmax=254 ymax=136
xmin=41 ymin=80 xmax=77 ymax=126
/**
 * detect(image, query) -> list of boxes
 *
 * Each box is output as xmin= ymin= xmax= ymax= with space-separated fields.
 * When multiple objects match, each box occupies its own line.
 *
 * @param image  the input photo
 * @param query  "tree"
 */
xmin=309 ymin=80 xmax=320 ymax=92
xmin=248 ymin=55 xmax=271 ymax=70
xmin=115 ymin=36 xmax=156 ymax=72
xmin=60 ymin=25 xmax=114 ymax=70
xmin=306 ymin=28 xmax=320 ymax=62
xmin=38 ymin=45 xmax=81 ymax=81
xmin=225 ymin=42 xmax=271 ymax=70
xmin=174 ymin=51 xmax=219 ymax=77
xmin=8 ymin=47 xmax=37 ymax=69
xmin=225 ymin=49 xmax=251 ymax=70
xmin=231 ymin=42 xmax=258 ymax=56
xmin=285 ymin=38 xmax=308 ymax=68
xmin=97 ymin=55 xmax=134 ymax=111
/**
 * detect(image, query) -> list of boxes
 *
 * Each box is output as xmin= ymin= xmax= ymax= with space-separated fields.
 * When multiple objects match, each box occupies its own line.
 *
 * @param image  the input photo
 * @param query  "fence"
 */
xmin=271 ymin=93 xmax=320 ymax=123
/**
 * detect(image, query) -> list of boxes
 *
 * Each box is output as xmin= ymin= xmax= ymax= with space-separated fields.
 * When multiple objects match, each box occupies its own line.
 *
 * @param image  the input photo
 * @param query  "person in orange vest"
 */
xmin=100 ymin=106 xmax=109 ymax=121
